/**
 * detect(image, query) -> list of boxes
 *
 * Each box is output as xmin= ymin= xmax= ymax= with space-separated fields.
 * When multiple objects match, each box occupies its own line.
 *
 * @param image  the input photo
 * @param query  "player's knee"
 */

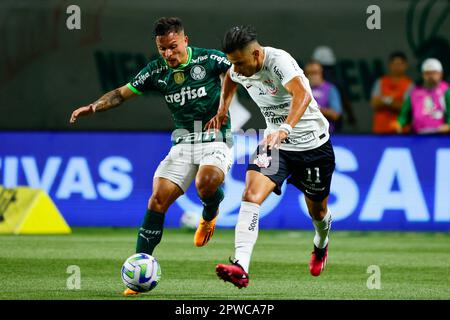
xmin=305 ymin=194 xmax=329 ymax=218
xmin=148 ymin=193 xmax=170 ymax=213
xmin=310 ymin=208 xmax=327 ymax=220
xmin=242 ymin=187 xmax=264 ymax=205
xmin=307 ymin=200 xmax=328 ymax=220
xmin=195 ymin=174 xmax=222 ymax=199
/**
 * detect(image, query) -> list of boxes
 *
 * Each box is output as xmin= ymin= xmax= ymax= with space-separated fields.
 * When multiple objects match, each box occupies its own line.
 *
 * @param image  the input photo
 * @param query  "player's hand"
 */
xmin=381 ymin=95 xmax=394 ymax=105
xmin=438 ymin=124 xmax=450 ymax=133
xmin=70 ymin=104 xmax=95 ymax=123
xmin=261 ymin=130 xmax=289 ymax=150
xmin=204 ymin=112 xmax=228 ymax=131
xmin=393 ymin=121 xmax=402 ymax=134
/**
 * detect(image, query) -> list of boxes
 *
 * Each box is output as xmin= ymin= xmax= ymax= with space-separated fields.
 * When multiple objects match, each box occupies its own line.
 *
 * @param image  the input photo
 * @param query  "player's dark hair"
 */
xmin=153 ymin=17 xmax=184 ymax=37
xmin=389 ymin=51 xmax=407 ymax=62
xmin=222 ymin=25 xmax=258 ymax=54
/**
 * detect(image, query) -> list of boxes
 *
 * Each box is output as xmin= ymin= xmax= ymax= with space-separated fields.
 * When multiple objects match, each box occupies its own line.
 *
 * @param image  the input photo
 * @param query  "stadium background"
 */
xmin=0 ymin=0 xmax=449 ymax=231
xmin=0 ymin=0 xmax=449 ymax=302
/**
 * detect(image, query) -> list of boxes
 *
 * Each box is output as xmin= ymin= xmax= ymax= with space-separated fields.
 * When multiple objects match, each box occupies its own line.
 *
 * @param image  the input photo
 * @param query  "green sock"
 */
xmin=200 ymin=187 xmax=224 ymax=221
xmin=136 ymin=210 xmax=165 ymax=255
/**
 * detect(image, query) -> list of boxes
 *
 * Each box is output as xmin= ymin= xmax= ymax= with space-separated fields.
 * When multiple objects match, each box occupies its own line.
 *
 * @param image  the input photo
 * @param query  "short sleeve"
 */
xmin=127 ymin=64 xmax=156 ymax=95
xmin=271 ymin=51 xmax=303 ymax=86
xmin=328 ymin=85 xmax=343 ymax=114
xmin=209 ymin=50 xmax=232 ymax=75
xmin=371 ymin=79 xmax=381 ymax=98
xmin=229 ymin=67 xmax=241 ymax=84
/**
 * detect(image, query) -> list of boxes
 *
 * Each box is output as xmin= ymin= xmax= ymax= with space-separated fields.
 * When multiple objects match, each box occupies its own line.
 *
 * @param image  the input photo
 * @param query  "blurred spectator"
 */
xmin=370 ymin=51 xmax=413 ymax=133
xmin=397 ymin=58 xmax=450 ymax=134
xmin=312 ymin=46 xmax=356 ymax=130
xmin=305 ymin=61 xmax=342 ymax=133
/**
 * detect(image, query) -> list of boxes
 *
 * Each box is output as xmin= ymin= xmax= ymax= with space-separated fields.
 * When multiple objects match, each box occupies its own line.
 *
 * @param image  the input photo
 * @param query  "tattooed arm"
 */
xmin=70 ymin=84 xmax=136 ymax=123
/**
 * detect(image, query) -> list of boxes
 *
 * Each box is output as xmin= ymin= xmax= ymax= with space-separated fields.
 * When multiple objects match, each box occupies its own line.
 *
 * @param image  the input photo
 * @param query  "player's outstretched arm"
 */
xmin=69 ymin=84 xmax=137 ymax=123
xmin=263 ymin=76 xmax=312 ymax=149
xmin=283 ymin=76 xmax=312 ymax=128
xmin=204 ymin=70 xmax=238 ymax=130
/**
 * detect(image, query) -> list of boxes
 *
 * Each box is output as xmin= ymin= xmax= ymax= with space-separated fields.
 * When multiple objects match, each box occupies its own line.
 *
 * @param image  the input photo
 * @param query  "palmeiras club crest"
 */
xmin=190 ymin=65 xmax=206 ymax=80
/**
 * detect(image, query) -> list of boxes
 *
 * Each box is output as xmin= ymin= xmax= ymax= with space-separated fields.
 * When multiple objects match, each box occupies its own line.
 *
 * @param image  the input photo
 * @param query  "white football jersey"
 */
xmin=230 ymin=46 xmax=330 ymax=151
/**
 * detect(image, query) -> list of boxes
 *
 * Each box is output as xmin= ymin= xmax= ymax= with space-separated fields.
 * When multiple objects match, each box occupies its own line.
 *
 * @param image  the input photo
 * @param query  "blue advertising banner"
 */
xmin=0 ymin=132 xmax=449 ymax=231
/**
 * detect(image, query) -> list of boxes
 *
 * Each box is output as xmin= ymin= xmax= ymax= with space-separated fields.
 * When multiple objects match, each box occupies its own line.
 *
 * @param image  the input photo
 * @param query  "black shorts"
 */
xmin=247 ymin=140 xmax=335 ymax=201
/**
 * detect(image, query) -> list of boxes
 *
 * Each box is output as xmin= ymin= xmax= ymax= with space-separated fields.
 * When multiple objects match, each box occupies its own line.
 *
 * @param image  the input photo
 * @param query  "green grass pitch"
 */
xmin=0 ymin=228 xmax=448 ymax=300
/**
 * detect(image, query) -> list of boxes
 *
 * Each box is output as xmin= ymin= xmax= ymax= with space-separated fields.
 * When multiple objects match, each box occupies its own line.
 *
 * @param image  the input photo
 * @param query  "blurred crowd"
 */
xmin=305 ymin=47 xmax=449 ymax=135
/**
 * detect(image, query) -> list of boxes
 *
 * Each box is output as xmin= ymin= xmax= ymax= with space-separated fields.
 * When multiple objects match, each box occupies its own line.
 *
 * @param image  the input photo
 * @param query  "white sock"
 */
xmin=234 ymin=201 xmax=260 ymax=273
xmin=312 ymin=209 xmax=332 ymax=249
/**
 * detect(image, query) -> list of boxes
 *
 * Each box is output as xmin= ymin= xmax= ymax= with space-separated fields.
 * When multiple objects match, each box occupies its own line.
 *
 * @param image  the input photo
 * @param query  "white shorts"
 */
xmin=154 ymin=142 xmax=233 ymax=192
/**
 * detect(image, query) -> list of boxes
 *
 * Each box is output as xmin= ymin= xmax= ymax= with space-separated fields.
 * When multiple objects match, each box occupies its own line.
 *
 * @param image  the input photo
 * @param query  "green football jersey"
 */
xmin=127 ymin=46 xmax=232 ymax=145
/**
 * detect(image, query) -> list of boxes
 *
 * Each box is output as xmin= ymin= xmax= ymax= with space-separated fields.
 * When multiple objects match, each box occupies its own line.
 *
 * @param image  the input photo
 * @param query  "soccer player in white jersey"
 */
xmin=205 ymin=25 xmax=335 ymax=288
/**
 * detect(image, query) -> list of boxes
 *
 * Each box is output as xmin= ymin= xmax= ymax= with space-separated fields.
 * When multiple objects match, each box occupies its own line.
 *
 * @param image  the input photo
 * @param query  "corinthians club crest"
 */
xmin=173 ymin=71 xmax=185 ymax=84
xmin=190 ymin=65 xmax=206 ymax=80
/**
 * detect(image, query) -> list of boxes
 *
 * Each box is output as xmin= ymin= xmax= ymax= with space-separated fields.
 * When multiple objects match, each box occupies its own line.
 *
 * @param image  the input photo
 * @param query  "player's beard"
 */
xmin=424 ymin=79 xmax=439 ymax=89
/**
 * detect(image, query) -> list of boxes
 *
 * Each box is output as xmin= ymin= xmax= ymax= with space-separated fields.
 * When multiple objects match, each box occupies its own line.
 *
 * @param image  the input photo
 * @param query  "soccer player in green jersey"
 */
xmin=70 ymin=17 xmax=233 ymax=296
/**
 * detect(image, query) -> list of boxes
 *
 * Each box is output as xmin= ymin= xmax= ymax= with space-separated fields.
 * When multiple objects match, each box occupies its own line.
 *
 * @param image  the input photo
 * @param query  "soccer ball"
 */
xmin=180 ymin=211 xmax=201 ymax=229
xmin=121 ymin=253 xmax=161 ymax=292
